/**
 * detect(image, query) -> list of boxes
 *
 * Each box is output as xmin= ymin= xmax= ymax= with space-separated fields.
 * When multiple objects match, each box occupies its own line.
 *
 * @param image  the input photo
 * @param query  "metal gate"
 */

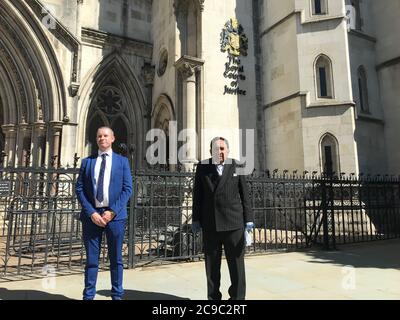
xmin=1 ymin=165 xmax=399 ymax=278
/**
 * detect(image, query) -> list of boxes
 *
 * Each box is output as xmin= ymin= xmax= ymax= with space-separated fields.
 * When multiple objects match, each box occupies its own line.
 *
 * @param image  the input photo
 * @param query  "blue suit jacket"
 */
xmin=75 ymin=152 xmax=133 ymax=221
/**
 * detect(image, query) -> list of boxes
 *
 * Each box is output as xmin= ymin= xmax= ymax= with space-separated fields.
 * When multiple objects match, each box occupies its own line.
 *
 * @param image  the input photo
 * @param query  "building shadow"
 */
xmin=97 ymin=289 xmax=190 ymax=300
xmin=303 ymin=239 xmax=400 ymax=269
xmin=0 ymin=288 xmax=73 ymax=300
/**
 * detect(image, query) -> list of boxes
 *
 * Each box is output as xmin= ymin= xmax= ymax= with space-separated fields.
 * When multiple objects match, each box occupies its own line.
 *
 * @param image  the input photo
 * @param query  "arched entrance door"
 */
xmin=87 ymin=85 xmax=130 ymax=157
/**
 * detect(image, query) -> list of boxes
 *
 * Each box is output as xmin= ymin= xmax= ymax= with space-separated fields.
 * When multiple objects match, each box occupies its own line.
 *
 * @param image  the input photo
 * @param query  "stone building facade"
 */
xmin=0 ymin=0 xmax=399 ymax=174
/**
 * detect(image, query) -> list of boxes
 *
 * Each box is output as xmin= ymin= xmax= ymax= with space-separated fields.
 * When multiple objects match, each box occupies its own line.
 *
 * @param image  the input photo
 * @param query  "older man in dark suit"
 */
xmin=192 ymin=137 xmax=254 ymax=300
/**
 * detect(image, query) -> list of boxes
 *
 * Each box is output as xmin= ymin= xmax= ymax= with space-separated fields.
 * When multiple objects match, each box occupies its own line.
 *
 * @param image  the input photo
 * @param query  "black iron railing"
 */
xmin=1 ymin=165 xmax=399 ymax=277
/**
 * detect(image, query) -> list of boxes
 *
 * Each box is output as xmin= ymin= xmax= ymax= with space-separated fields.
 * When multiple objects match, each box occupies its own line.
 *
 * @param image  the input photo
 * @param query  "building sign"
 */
xmin=220 ymin=18 xmax=248 ymax=96
xmin=0 ymin=181 xmax=10 ymax=196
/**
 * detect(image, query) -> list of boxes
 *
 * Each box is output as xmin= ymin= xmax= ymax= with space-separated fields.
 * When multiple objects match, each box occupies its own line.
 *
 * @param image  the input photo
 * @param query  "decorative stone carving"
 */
xmin=34 ymin=87 xmax=44 ymax=122
xmin=174 ymin=0 xmax=205 ymax=15
xmin=69 ymin=83 xmax=80 ymax=97
xmin=0 ymin=4 xmax=53 ymax=121
xmin=178 ymin=62 xmax=196 ymax=78
xmin=199 ymin=0 xmax=205 ymax=11
xmin=157 ymin=49 xmax=168 ymax=77
xmin=0 ymin=30 xmax=28 ymax=121
xmin=175 ymin=55 xmax=204 ymax=79
xmin=96 ymin=87 xmax=125 ymax=116
xmin=142 ymin=62 xmax=156 ymax=86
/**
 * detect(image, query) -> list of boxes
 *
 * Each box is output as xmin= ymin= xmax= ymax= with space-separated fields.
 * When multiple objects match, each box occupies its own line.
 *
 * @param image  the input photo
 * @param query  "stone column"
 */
xmin=1 ymin=124 xmax=17 ymax=167
xmin=31 ymin=123 xmax=47 ymax=168
xmin=49 ymin=122 xmax=63 ymax=168
xmin=175 ymin=56 xmax=204 ymax=168
xmin=16 ymin=123 xmax=32 ymax=167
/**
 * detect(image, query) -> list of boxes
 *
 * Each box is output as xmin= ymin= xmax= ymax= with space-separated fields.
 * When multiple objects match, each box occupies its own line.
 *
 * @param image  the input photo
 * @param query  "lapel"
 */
xmin=215 ymin=161 xmax=234 ymax=193
xmin=90 ymin=155 xmax=96 ymax=191
xmin=110 ymin=152 xmax=117 ymax=194
xmin=204 ymin=163 xmax=217 ymax=192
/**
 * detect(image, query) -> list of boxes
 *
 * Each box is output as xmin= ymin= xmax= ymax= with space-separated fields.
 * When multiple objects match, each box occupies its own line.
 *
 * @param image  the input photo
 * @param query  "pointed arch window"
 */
xmin=320 ymin=134 xmax=340 ymax=177
xmin=357 ymin=66 xmax=370 ymax=113
xmin=86 ymin=85 xmax=129 ymax=156
xmin=315 ymin=55 xmax=334 ymax=99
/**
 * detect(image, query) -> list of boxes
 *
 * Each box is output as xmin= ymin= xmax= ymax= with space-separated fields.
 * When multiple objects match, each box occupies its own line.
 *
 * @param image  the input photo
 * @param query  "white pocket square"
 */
xmin=233 ymin=173 xmax=238 ymax=177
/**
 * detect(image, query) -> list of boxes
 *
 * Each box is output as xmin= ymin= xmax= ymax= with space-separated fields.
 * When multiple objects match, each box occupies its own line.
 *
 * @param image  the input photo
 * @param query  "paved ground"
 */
xmin=1 ymin=239 xmax=399 ymax=300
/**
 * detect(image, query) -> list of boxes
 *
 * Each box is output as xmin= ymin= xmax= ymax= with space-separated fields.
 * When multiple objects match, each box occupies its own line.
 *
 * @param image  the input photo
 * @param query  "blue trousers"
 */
xmin=82 ymin=218 xmax=126 ymax=300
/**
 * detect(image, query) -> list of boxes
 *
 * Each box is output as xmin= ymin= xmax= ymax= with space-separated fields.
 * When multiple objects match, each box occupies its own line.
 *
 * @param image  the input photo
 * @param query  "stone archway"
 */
xmin=0 ymin=1 xmax=66 ymax=168
xmin=78 ymin=54 xmax=147 ymax=168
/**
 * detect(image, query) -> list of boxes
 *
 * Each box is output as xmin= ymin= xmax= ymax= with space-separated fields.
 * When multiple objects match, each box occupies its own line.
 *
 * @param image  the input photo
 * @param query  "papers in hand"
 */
xmin=245 ymin=229 xmax=253 ymax=246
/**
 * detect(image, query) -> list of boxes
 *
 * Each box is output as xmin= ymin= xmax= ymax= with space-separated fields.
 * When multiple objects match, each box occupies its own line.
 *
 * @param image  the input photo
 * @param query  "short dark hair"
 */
xmin=210 ymin=137 xmax=230 ymax=150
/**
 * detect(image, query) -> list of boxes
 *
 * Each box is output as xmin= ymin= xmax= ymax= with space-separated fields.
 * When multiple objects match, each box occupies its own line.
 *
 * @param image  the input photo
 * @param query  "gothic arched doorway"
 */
xmin=87 ymin=85 xmax=130 ymax=157
xmin=79 ymin=54 xmax=147 ymax=169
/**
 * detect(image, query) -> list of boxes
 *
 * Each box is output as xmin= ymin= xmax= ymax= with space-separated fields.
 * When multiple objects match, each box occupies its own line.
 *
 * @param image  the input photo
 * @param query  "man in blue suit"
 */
xmin=76 ymin=127 xmax=133 ymax=300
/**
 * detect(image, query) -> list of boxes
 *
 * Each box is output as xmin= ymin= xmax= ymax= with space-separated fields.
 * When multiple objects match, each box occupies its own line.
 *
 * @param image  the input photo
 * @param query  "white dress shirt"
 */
xmin=94 ymin=150 xmax=113 ymax=208
xmin=216 ymin=163 xmax=224 ymax=176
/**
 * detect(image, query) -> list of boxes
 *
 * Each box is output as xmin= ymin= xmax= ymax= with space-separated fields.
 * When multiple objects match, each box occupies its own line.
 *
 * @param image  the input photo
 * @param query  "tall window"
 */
xmin=320 ymin=134 xmax=340 ymax=177
xmin=315 ymin=55 xmax=334 ymax=99
xmin=312 ymin=0 xmax=327 ymax=15
xmin=357 ymin=66 xmax=370 ymax=113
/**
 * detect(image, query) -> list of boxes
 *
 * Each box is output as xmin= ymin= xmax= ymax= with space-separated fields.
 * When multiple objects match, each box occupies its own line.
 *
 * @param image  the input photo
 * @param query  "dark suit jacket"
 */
xmin=192 ymin=158 xmax=252 ymax=232
xmin=75 ymin=152 xmax=133 ymax=221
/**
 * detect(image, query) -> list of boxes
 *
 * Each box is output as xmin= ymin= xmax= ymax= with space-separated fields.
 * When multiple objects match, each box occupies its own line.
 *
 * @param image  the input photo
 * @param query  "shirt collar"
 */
xmin=98 ymin=150 xmax=112 ymax=157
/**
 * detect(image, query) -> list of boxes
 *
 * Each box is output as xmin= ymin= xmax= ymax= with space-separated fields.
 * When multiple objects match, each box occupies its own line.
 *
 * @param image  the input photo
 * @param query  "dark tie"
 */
xmin=96 ymin=154 xmax=107 ymax=203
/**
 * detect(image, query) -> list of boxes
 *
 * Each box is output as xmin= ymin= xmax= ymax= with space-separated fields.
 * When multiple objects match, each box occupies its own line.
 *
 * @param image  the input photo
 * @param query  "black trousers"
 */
xmin=203 ymin=228 xmax=246 ymax=300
